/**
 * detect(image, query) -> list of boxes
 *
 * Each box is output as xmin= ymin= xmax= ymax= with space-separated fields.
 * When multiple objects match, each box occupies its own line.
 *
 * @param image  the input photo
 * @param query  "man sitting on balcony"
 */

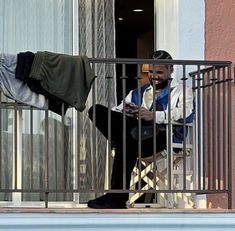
xmin=87 ymin=50 xmax=194 ymax=209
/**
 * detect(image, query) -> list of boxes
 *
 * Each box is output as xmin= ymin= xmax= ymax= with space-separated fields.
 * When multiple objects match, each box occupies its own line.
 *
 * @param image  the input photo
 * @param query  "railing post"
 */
xmin=227 ymin=64 xmax=232 ymax=209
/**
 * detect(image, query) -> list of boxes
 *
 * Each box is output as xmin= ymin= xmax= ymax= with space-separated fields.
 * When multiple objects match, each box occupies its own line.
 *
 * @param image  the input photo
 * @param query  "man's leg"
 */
xmin=88 ymin=105 xmax=167 ymax=208
xmin=110 ymin=129 xmax=167 ymax=191
xmin=88 ymin=104 xmax=138 ymax=143
xmin=89 ymin=104 xmax=142 ymax=189
xmin=88 ymin=104 xmax=138 ymax=208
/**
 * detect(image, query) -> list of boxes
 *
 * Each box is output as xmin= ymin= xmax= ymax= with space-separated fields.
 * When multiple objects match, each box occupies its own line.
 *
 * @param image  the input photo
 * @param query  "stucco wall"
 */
xmin=205 ymin=0 xmax=235 ymax=63
xmin=205 ymin=0 xmax=235 ymax=208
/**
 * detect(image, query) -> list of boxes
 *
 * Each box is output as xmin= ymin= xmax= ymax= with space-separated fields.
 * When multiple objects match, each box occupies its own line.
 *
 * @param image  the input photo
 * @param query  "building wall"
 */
xmin=205 ymin=0 xmax=235 ymax=208
xmin=155 ymin=0 xmax=205 ymax=60
xmin=205 ymin=0 xmax=235 ymax=63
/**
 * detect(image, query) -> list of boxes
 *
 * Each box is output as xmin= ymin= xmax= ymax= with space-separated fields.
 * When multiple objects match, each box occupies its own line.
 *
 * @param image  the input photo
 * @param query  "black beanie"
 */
xmin=152 ymin=50 xmax=172 ymax=60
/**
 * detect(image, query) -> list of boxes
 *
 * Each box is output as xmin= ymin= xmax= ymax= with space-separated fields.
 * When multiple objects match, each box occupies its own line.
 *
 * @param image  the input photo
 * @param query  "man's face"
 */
xmin=148 ymin=65 xmax=172 ymax=90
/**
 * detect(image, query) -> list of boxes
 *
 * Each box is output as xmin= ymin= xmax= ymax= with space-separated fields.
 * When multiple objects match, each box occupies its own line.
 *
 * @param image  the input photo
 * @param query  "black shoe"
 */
xmin=87 ymin=193 xmax=127 ymax=209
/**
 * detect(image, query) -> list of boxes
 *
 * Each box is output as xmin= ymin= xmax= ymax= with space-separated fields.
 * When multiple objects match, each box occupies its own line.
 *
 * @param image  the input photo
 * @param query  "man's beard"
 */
xmin=150 ymin=79 xmax=168 ymax=90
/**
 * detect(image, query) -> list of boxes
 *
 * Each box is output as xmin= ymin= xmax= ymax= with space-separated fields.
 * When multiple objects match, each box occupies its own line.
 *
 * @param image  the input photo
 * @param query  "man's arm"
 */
xmin=111 ymin=90 xmax=133 ymax=112
xmin=112 ymin=84 xmax=193 ymax=123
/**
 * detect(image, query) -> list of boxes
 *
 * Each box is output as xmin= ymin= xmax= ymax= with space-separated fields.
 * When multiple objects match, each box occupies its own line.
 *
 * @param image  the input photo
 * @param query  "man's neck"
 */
xmin=155 ymin=88 xmax=162 ymax=96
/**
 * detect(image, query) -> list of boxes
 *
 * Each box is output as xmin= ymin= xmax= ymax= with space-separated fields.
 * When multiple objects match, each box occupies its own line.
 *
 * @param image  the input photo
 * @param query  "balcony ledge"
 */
xmin=1 ymin=208 xmax=235 ymax=230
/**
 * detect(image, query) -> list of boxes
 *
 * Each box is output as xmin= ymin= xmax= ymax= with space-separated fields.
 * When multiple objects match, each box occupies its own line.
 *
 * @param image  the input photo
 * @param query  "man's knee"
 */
xmin=88 ymin=104 xmax=105 ymax=121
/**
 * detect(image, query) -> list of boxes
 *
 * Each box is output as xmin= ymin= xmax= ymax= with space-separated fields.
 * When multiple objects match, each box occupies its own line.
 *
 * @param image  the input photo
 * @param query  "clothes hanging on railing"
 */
xmin=0 ymin=53 xmax=48 ymax=109
xmin=16 ymin=52 xmax=69 ymax=115
xmin=29 ymin=51 xmax=96 ymax=112
xmin=0 ymin=51 xmax=95 ymax=115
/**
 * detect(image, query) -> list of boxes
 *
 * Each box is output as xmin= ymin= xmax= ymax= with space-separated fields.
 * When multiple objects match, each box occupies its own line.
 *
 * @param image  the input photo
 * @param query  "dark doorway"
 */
xmin=115 ymin=0 xmax=154 ymax=102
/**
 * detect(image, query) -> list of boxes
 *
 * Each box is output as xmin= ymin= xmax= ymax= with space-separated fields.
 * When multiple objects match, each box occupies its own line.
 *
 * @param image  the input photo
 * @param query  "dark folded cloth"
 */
xmin=26 ymin=78 xmax=69 ymax=115
xmin=16 ymin=51 xmax=35 ymax=82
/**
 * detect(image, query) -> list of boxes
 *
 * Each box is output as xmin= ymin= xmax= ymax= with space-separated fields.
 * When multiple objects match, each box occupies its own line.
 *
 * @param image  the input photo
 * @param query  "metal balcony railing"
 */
xmin=0 ymin=58 xmax=232 ymax=209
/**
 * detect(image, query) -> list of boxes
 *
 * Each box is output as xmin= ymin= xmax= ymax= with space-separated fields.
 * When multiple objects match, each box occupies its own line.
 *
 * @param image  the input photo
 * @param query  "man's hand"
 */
xmin=125 ymin=103 xmax=138 ymax=118
xmin=136 ymin=107 xmax=154 ymax=121
xmin=125 ymin=103 xmax=154 ymax=122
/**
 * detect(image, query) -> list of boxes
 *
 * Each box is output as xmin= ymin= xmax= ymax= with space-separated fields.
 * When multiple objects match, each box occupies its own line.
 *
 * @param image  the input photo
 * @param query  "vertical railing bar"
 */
xmin=90 ymin=62 xmax=96 ymax=195
xmin=227 ymin=65 xmax=232 ymax=209
xmin=121 ymin=64 xmax=127 ymax=190
xmin=105 ymin=65 xmax=112 ymax=193
xmin=222 ymin=67 xmax=227 ymax=191
xmin=44 ymin=109 xmax=49 ymax=208
xmin=151 ymin=72 xmax=157 ymax=201
xmin=71 ymin=108 xmax=76 ymax=196
xmin=61 ymin=103 xmax=65 ymax=199
xmin=207 ymin=71 xmax=212 ymax=190
xmin=137 ymin=64 xmax=142 ymax=191
xmin=54 ymin=119 xmax=58 ymax=201
xmin=92 ymin=77 xmax=97 ymax=192
xmin=167 ymin=65 xmax=172 ymax=190
xmin=107 ymin=73 xmax=112 ymax=193
xmin=217 ymin=69 xmax=221 ymax=190
xmin=14 ymin=102 xmax=18 ymax=190
xmin=202 ymin=72 xmax=206 ymax=190
xmin=191 ymin=74 xmax=198 ymax=191
xmin=224 ymin=66 xmax=229 ymax=191
xmin=196 ymin=65 xmax=202 ymax=190
xmin=211 ymin=66 xmax=217 ymax=190
xmin=76 ymin=108 xmax=81 ymax=192
xmin=30 ymin=107 xmax=34 ymax=191
xmin=182 ymin=64 xmax=187 ymax=191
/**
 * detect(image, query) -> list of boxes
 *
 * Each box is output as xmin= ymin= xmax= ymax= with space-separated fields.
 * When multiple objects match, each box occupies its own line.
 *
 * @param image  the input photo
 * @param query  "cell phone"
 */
xmin=125 ymin=103 xmax=138 ymax=115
